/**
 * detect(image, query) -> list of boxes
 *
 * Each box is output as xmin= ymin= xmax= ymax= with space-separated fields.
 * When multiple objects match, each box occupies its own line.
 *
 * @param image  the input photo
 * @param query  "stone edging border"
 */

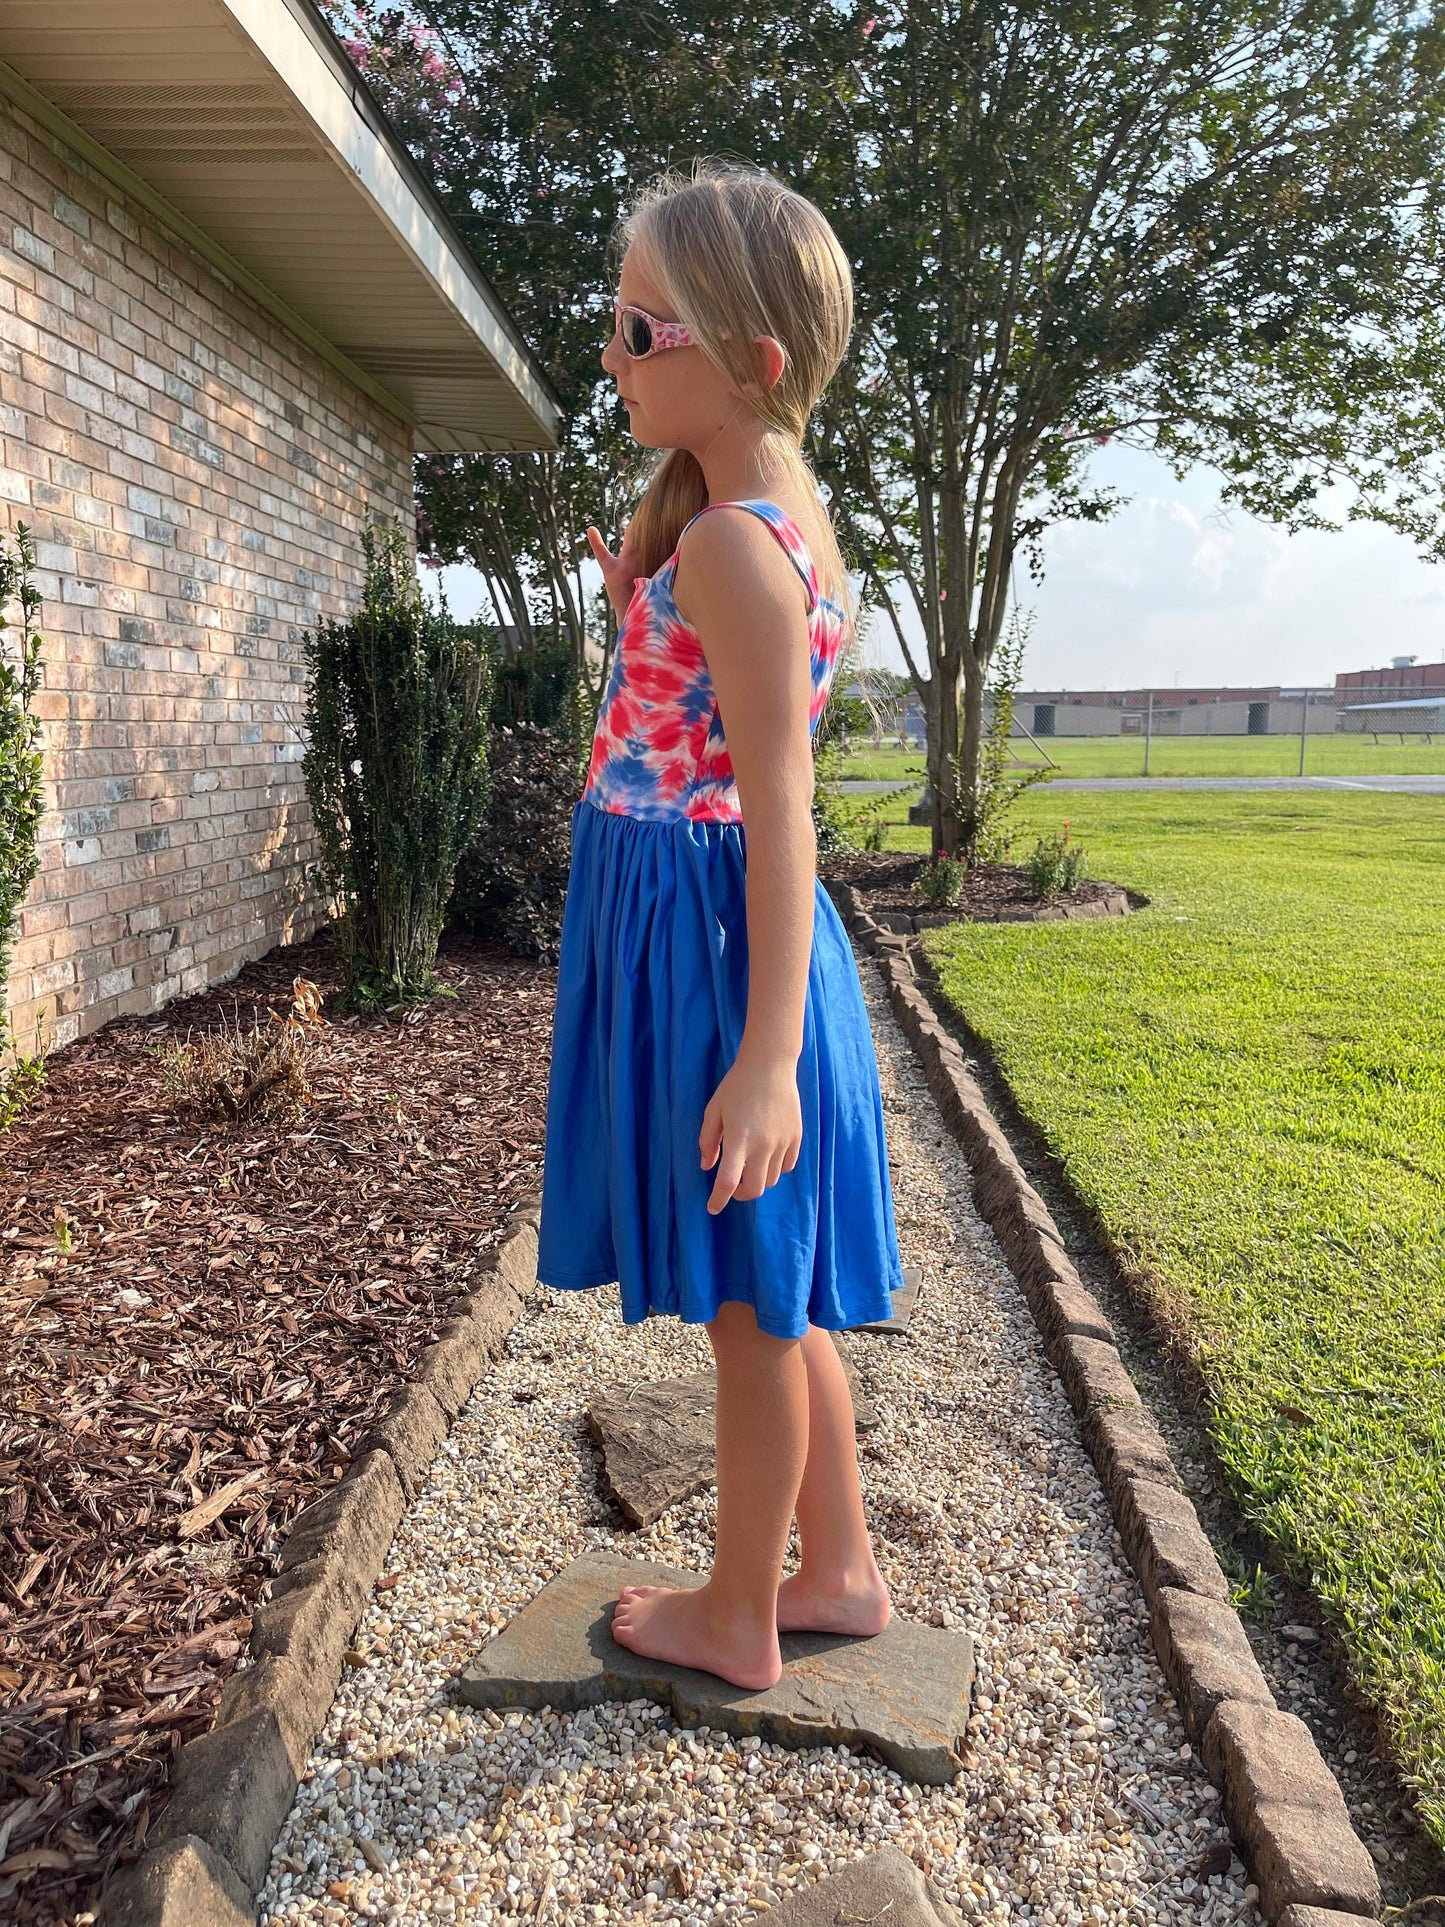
xmin=98 ymin=1195 xmax=545 ymax=1927
xmin=824 ymin=879 xmax=1382 ymax=1927
xmin=868 ymin=881 xmax=1132 ymax=935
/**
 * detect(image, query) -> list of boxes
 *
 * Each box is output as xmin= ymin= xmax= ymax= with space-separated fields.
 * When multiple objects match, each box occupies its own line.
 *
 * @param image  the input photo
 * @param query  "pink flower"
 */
xmin=862 ymin=16 xmax=877 ymax=35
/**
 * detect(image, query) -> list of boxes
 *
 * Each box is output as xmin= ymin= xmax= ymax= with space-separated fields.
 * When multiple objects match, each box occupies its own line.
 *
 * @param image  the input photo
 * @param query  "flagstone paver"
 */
xmin=454 ymin=1550 xmax=974 ymax=1785
xmin=760 ymin=1844 xmax=964 ymax=1924
xmin=586 ymin=1336 xmax=877 ymax=1529
xmin=856 ymin=1264 xmax=924 ymax=1333
xmin=253 ymin=954 xmax=1261 ymax=1926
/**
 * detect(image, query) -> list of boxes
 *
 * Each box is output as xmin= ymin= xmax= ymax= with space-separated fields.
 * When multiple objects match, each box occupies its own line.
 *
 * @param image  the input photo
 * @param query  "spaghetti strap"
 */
xmin=677 ymin=498 xmax=820 ymax=611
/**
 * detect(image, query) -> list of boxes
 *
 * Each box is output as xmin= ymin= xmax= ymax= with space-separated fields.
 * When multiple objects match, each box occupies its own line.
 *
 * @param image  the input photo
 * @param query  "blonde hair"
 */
xmin=615 ymin=160 xmax=854 ymax=619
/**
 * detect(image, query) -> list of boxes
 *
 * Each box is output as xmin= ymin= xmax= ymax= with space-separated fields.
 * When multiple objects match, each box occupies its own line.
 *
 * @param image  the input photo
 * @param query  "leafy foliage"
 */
xmin=1 ymin=523 xmax=46 ymax=1128
xmin=953 ymin=610 xmax=1054 ymax=864
xmin=1025 ymin=822 xmax=1086 ymax=899
xmin=450 ymin=721 xmax=587 ymax=962
xmin=810 ymin=653 xmax=876 ymax=858
xmin=316 ymin=0 xmax=865 ymax=735
xmin=915 ymin=848 xmax=966 ymax=907
xmin=811 ymin=0 xmax=1445 ymax=850
xmin=302 ymin=521 xmax=491 ymax=1005
xmin=478 ymin=624 xmax=583 ymax=734
xmin=321 ymin=0 xmax=1445 ymax=860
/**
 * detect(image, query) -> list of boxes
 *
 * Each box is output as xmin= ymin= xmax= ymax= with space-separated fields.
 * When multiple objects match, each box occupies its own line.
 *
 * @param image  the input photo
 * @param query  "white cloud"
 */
xmin=866 ymin=444 xmax=1445 ymax=687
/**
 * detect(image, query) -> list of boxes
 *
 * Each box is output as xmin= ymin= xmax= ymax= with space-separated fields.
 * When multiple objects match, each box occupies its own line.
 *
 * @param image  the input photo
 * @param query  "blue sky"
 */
xmin=426 ymin=442 xmax=1445 ymax=691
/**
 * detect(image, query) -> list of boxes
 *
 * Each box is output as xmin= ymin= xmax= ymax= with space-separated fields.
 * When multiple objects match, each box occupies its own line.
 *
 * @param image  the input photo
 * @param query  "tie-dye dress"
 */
xmin=535 ymin=498 xmax=905 ymax=1339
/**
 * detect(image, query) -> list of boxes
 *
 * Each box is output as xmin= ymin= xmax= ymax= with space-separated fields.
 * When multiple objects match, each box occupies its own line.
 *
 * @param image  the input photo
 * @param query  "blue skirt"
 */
xmin=535 ymin=796 xmax=906 ymax=1340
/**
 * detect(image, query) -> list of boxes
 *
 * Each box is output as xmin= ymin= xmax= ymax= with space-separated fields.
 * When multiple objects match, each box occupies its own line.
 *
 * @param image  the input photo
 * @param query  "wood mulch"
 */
xmin=819 ymin=848 xmax=1134 ymax=921
xmin=0 ymin=932 xmax=554 ymax=1926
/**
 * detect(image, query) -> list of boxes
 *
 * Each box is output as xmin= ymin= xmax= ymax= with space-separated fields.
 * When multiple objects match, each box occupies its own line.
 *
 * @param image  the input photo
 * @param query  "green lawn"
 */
xmin=842 ymin=733 xmax=1445 ymax=781
xmin=896 ymin=790 xmax=1445 ymax=1839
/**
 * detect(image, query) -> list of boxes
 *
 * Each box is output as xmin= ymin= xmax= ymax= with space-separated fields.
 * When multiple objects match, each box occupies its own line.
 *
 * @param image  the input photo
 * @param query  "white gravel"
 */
xmin=255 ymin=951 xmax=1264 ymax=1926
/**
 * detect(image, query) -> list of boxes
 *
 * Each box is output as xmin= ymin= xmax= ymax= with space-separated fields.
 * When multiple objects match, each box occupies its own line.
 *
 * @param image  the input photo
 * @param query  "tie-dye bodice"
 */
xmin=581 ymin=498 xmax=847 ymax=824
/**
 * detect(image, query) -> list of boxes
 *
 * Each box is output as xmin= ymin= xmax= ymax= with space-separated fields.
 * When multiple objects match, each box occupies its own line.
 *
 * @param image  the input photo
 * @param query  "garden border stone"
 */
xmin=98 ymin=1195 xmax=543 ymax=1927
xmin=821 ymin=877 xmax=1381 ymax=1924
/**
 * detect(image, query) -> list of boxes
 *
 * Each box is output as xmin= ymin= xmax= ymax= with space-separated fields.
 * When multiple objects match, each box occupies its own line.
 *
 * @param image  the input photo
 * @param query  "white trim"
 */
xmin=220 ymin=0 xmax=559 ymax=442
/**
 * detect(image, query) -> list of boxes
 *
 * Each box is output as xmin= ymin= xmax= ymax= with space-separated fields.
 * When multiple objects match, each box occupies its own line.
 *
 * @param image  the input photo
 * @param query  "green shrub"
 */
xmin=953 ymin=608 xmax=1054 ymax=864
xmin=479 ymin=625 xmax=580 ymax=733
xmin=450 ymin=720 xmax=586 ymax=962
xmin=1 ymin=524 xmax=46 ymax=1129
xmin=916 ymin=846 xmax=967 ymax=907
xmin=1026 ymin=820 xmax=1086 ymax=898
xmin=812 ymin=668 xmax=874 ymax=857
xmin=302 ymin=520 xmax=491 ymax=1006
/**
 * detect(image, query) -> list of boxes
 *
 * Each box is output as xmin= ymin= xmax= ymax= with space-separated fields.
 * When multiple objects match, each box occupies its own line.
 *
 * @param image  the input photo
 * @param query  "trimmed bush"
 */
xmin=450 ymin=721 xmax=586 ymax=963
xmin=1 ymin=524 xmax=46 ymax=1127
xmin=303 ymin=520 xmax=491 ymax=1005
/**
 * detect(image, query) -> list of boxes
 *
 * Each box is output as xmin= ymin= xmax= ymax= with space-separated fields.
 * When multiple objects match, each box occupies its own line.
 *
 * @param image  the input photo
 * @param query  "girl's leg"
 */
xmin=776 ymin=1324 xmax=891 ymax=1634
xmin=610 ymin=1300 xmax=807 ymax=1690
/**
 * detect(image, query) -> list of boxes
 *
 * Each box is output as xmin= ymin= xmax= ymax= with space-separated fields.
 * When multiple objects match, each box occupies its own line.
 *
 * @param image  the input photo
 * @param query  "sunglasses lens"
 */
xmin=621 ymin=310 xmax=653 ymax=357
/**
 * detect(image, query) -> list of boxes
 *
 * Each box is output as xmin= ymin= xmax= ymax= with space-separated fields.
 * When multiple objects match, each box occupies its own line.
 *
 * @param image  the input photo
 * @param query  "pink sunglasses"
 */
xmin=612 ymin=297 xmax=694 ymax=360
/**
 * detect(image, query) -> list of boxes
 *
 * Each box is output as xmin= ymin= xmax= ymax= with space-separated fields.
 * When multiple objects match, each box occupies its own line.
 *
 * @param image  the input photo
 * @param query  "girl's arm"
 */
xmin=673 ymin=508 xmax=817 ymax=1213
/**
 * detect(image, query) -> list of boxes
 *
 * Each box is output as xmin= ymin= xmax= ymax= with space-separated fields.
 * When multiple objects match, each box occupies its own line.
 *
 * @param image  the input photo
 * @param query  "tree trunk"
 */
xmin=928 ymin=646 xmax=964 ymax=856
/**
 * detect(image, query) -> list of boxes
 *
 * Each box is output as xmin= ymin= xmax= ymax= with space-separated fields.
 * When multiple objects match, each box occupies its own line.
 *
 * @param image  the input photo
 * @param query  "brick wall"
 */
xmin=0 ymin=97 xmax=415 ymax=1053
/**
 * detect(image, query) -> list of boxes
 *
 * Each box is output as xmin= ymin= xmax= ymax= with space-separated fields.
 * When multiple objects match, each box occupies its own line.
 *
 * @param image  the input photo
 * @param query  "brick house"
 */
xmin=0 ymin=0 xmax=559 ymax=1051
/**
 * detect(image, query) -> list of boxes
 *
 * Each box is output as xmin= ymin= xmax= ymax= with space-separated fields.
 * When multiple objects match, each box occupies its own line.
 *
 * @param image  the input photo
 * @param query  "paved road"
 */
xmin=840 ymin=774 xmax=1445 ymax=794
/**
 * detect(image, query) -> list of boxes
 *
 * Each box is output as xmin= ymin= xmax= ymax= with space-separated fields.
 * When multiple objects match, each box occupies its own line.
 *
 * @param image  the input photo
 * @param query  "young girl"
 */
xmin=535 ymin=161 xmax=907 ymax=1693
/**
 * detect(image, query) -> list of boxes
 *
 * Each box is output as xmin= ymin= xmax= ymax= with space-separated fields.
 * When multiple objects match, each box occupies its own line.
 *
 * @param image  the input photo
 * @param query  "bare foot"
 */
xmin=609 ymin=1584 xmax=783 ymax=1691
xmin=775 ymin=1569 xmax=892 ymax=1637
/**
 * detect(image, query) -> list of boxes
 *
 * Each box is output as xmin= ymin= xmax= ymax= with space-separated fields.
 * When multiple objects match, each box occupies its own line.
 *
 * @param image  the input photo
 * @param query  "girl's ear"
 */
xmin=742 ymin=334 xmax=787 ymax=395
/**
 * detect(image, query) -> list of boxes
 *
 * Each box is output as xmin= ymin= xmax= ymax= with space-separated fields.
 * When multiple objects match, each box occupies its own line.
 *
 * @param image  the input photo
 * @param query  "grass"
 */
xmin=884 ymin=788 xmax=1445 ymax=1841
xmin=842 ymin=732 xmax=1445 ymax=781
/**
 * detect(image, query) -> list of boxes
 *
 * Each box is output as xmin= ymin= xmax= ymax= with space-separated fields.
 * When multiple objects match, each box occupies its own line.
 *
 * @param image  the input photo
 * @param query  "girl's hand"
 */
xmin=699 ymin=1053 xmax=803 ymax=1214
xmin=586 ymin=521 xmax=646 ymax=621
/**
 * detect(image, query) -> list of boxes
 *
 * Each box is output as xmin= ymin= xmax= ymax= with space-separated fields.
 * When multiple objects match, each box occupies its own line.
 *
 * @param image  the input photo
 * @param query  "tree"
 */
xmin=813 ymin=0 xmax=1445 ymax=853
xmin=317 ymin=0 xmax=861 ymax=720
xmin=321 ymin=0 xmax=1445 ymax=855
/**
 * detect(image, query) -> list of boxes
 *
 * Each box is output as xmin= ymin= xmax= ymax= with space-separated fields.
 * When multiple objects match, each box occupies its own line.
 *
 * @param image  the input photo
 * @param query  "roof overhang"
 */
xmin=0 ymin=0 xmax=561 ymax=453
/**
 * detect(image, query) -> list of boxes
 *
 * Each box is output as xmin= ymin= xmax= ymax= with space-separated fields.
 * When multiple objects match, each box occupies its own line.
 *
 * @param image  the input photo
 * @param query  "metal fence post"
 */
xmin=1144 ymin=690 xmax=1154 ymax=774
xmin=1298 ymin=688 xmax=1311 ymax=776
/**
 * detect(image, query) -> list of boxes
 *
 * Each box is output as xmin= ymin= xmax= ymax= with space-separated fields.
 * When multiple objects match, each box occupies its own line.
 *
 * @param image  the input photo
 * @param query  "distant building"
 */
xmin=1333 ymin=656 xmax=1445 ymax=735
xmin=1337 ymin=696 xmax=1445 ymax=736
xmin=1335 ymin=655 xmax=1445 ymax=698
xmin=839 ymin=677 xmax=926 ymax=747
xmin=1004 ymin=686 xmax=1336 ymax=739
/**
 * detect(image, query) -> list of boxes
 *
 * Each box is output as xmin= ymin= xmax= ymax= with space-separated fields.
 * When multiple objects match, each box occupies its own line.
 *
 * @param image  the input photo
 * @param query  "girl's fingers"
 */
xmin=705 ymin=1133 xmax=795 ymax=1210
xmin=699 ymin=1097 xmax=723 ymax=1168
xmin=707 ymin=1141 xmax=748 ymax=1214
xmin=585 ymin=525 xmax=615 ymax=567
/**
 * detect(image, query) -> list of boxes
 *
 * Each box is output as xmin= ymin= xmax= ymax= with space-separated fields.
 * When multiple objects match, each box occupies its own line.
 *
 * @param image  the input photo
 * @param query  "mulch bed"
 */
xmin=0 ymin=932 xmax=554 ymax=1926
xmin=819 ymin=848 xmax=1133 ymax=921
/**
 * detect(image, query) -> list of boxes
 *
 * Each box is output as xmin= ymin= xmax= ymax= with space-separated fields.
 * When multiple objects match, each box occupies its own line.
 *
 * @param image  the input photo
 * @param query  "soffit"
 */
xmin=0 ymin=0 xmax=560 ymax=452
